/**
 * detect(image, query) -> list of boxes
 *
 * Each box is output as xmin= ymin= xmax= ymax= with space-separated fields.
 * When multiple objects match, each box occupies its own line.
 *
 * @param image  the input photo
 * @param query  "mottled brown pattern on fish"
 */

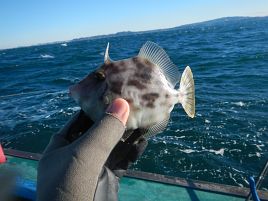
xmin=142 ymin=93 xmax=160 ymax=108
xmin=142 ymin=93 xmax=159 ymax=101
xmin=127 ymin=79 xmax=146 ymax=90
xmin=136 ymin=59 xmax=154 ymax=70
xmin=134 ymin=72 xmax=152 ymax=81
xmin=146 ymin=102 xmax=155 ymax=108
xmin=118 ymin=60 xmax=128 ymax=67
xmin=132 ymin=58 xmax=154 ymax=81
xmin=109 ymin=81 xmax=123 ymax=94
xmin=103 ymin=62 xmax=126 ymax=75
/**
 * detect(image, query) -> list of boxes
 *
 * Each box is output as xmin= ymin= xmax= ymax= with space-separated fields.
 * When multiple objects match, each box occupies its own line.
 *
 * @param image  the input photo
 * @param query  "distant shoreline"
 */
xmin=1 ymin=16 xmax=267 ymax=51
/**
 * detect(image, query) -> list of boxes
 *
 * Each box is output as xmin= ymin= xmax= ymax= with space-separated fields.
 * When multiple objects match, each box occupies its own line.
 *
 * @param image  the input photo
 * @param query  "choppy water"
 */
xmin=1 ymin=17 xmax=268 ymax=189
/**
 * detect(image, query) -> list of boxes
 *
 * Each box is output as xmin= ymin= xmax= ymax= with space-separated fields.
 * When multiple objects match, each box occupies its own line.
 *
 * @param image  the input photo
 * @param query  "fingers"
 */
xmin=106 ymin=136 xmax=148 ymax=172
xmin=106 ymin=98 xmax=129 ymax=126
xmin=127 ymin=137 xmax=148 ymax=163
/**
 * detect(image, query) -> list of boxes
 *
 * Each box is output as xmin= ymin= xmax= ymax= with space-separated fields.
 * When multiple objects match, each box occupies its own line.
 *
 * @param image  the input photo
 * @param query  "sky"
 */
xmin=0 ymin=0 xmax=268 ymax=49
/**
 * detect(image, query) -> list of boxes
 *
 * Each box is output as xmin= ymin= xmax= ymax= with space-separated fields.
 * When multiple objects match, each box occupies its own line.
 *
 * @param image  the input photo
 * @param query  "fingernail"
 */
xmin=106 ymin=98 xmax=129 ymax=125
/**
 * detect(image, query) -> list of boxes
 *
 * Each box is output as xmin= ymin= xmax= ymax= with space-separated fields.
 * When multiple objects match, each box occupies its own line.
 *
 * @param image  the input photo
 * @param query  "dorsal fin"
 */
xmin=138 ymin=41 xmax=180 ymax=87
xmin=104 ymin=42 xmax=111 ymax=64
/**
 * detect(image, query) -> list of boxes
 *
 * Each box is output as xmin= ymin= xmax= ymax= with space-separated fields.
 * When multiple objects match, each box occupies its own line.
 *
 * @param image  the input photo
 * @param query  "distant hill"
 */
xmin=71 ymin=16 xmax=268 ymax=42
xmin=170 ymin=16 xmax=268 ymax=29
xmin=71 ymin=31 xmax=136 ymax=42
xmin=2 ymin=16 xmax=267 ymax=50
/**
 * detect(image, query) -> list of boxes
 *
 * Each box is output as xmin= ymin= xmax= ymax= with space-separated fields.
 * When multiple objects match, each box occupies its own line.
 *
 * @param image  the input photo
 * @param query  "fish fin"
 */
xmin=104 ymin=42 xmax=112 ymax=64
xmin=143 ymin=115 xmax=170 ymax=139
xmin=138 ymin=41 xmax=180 ymax=87
xmin=179 ymin=66 xmax=195 ymax=118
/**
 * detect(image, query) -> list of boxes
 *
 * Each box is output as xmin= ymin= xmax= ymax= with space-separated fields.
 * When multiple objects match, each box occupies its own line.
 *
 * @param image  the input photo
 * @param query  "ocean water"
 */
xmin=0 ymin=17 xmax=268 ymax=189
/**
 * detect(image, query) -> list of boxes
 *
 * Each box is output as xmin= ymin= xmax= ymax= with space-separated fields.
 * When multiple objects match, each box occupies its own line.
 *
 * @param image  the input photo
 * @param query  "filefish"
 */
xmin=69 ymin=41 xmax=195 ymax=138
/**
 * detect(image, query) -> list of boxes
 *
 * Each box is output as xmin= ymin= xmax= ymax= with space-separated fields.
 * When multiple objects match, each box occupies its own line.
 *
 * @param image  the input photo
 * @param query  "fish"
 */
xmin=69 ymin=41 xmax=195 ymax=139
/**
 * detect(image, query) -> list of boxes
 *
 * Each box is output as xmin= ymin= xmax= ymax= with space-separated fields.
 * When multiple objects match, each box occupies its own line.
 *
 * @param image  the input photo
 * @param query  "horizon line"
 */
xmin=1 ymin=15 xmax=267 ymax=51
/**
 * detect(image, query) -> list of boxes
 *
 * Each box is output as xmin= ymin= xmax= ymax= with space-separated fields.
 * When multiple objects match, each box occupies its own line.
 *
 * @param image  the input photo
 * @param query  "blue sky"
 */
xmin=0 ymin=0 xmax=268 ymax=49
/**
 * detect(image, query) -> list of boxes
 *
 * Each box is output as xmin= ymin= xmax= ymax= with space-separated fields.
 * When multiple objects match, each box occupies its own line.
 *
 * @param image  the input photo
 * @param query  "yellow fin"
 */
xmin=179 ymin=66 xmax=195 ymax=118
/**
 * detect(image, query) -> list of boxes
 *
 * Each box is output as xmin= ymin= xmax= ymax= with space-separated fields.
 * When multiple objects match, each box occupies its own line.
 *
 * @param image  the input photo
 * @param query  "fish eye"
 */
xmin=94 ymin=71 xmax=106 ymax=80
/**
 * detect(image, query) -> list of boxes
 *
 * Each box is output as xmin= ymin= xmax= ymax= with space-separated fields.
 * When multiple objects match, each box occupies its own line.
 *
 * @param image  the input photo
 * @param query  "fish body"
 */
xmin=69 ymin=41 xmax=195 ymax=138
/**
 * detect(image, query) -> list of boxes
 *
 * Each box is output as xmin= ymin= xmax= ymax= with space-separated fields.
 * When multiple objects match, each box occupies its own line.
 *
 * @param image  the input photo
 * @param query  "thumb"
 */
xmin=106 ymin=98 xmax=129 ymax=126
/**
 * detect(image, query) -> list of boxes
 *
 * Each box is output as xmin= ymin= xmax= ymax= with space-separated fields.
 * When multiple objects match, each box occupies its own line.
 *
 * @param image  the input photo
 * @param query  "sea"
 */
xmin=0 ymin=17 xmax=267 ymax=189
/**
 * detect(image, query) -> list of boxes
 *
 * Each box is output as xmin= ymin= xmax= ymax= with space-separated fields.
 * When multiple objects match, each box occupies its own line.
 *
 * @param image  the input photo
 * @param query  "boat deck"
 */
xmin=1 ymin=149 xmax=268 ymax=201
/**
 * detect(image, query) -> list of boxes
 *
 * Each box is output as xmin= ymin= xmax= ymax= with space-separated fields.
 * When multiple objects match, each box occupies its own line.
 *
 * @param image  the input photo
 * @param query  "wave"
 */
xmin=61 ymin=43 xmax=68 ymax=47
xmin=231 ymin=101 xmax=246 ymax=107
xmin=67 ymin=106 xmax=80 ymax=112
xmin=179 ymin=148 xmax=225 ymax=156
xmin=40 ymin=54 xmax=55 ymax=59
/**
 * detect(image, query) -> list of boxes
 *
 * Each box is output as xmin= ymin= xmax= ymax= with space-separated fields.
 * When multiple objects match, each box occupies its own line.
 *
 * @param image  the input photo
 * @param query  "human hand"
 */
xmin=37 ymin=98 xmax=130 ymax=201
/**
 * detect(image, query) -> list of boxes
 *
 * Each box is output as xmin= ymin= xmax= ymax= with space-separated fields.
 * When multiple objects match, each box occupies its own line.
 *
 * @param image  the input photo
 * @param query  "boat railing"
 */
xmin=2 ymin=148 xmax=268 ymax=201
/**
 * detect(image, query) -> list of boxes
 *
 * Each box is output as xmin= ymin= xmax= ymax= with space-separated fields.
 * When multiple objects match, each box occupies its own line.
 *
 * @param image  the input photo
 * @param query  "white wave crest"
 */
xmin=40 ymin=54 xmax=54 ymax=59
xmin=208 ymin=148 xmax=225 ymax=156
xmin=67 ymin=106 xmax=80 ymax=112
xmin=205 ymin=119 xmax=211 ymax=123
xmin=179 ymin=148 xmax=225 ymax=156
xmin=232 ymin=101 xmax=246 ymax=107
xmin=61 ymin=43 xmax=68 ymax=47
xmin=179 ymin=149 xmax=199 ymax=154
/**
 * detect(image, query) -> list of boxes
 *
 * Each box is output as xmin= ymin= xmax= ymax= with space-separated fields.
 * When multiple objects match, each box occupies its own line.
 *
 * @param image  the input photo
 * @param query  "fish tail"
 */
xmin=178 ymin=66 xmax=195 ymax=118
